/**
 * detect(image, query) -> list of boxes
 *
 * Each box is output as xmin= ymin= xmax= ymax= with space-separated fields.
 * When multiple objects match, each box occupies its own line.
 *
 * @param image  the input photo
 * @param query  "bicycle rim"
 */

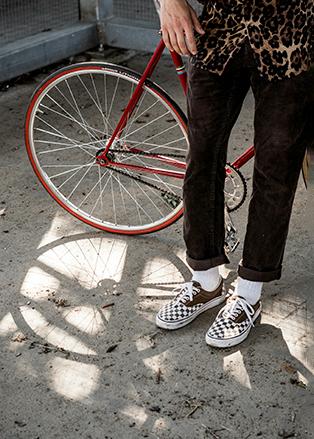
xmin=25 ymin=62 xmax=188 ymax=234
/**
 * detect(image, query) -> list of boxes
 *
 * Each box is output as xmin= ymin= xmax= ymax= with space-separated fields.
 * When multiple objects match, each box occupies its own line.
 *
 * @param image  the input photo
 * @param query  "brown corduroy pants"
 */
xmin=183 ymin=40 xmax=314 ymax=282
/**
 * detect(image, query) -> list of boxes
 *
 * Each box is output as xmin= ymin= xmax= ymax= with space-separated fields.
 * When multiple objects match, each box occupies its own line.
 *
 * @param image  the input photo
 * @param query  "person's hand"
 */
xmin=160 ymin=0 xmax=205 ymax=55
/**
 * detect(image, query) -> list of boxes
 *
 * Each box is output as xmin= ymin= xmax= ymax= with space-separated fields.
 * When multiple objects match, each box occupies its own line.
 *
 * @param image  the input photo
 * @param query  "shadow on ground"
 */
xmin=0 ymin=48 xmax=313 ymax=439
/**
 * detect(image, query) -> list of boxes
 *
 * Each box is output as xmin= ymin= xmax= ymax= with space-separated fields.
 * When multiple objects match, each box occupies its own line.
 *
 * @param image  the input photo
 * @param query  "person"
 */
xmin=155 ymin=0 xmax=314 ymax=348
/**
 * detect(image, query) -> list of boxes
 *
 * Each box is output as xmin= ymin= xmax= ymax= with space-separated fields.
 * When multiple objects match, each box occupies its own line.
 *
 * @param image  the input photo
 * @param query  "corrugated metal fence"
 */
xmin=0 ymin=0 xmax=97 ymax=82
xmin=113 ymin=0 xmax=160 ymax=25
xmin=112 ymin=0 xmax=202 ymax=25
xmin=0 ymin=0 xmax=203 ymax=82
xmin=0 ymin=0 xmax=80 ymax=45
xmin=103 ymin=0 xmax=203 ymax=52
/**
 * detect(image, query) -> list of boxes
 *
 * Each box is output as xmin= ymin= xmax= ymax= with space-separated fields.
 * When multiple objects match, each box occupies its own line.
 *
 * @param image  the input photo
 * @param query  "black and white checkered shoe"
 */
xmin=156 ymin=277 xmax=227 ymax=330
xmin=205 ymin=294 xmax=262 ymax=348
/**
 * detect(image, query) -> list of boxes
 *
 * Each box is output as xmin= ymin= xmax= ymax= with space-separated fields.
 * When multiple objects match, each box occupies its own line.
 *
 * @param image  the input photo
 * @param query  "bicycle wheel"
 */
xmin=25 ymin=62 xmax=188 ymax=234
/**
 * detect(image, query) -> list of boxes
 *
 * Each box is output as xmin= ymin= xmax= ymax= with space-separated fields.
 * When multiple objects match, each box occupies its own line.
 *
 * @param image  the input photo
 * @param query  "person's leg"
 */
xmin=206 ymin=60 xmax=314 ymax=349
xmin=156 ymin=48 xmax=252 ymax=330
xmin=238 ymin=67 xmax=314 ymax=282
xmin=183 ymin=51 xmax=251 ymax=276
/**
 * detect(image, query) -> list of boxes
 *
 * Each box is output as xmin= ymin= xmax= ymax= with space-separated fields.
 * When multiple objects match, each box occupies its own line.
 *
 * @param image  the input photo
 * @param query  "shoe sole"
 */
xmin=155 ymin=290 xmax=227 ymax=330
xmin=205 ymin=305 xmax=262 ymax=348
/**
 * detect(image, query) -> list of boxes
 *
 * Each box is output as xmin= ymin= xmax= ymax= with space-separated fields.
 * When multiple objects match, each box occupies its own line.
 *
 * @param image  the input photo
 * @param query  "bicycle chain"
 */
xmin=104 ymin=149 xmax=246 ymax=211
xmin=105 ymin=148 xmax=183 ymax=206
xmin=109 ymin=148 xmax=185 ymax=158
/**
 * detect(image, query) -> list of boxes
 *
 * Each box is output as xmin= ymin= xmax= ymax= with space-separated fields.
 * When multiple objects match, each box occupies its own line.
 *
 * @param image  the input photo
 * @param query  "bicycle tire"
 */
xmin=25 ymin=62 xmax=188 ymax=235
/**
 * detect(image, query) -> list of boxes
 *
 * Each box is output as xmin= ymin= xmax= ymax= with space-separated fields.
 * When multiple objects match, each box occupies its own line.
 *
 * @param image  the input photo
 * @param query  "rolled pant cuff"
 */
xmin=186 ymin=252 xmax=230 ymax=271
xmin=237 ymin=259 xmax=282 ymax=282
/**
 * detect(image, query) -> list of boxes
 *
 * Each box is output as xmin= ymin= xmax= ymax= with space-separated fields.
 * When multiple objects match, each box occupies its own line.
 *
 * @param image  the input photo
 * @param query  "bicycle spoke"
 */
xmin=42 ymin=164 xmax=93 ymax=168
xmin=98 ymin=166 xmax=103 ymax=210
xmin=78 ymin=168 xmax=112 ymax=209
xmin=131 ymin=178 xmax=142 ymax=225
xmin=43 ymin=92 xmax=100 ymax=142
xmin=130 ymin=153 xmax=179 ymax=200
xmin=87 ymin=170 xmax=113 ymax=216
xmin=110 ymin=173 xmax=117 ymax=225
xmin=116 ymin=172 xmax=128 ymax=219
xmin=125 ymin=137 xmax=186 ymax=150
xmin=118 ymin=123 xmax=182 ymax=164
xmin=35 ymin=117 xmax=95 ymax=158
xmin=57 ymin=160 xmax=94 ymax=190
xmin=110 ymin=172 xmax=154 ymax=223
xmin=66 ymin=161 xmax=97 ymax=201
xmin=131 ymin=176 xmax=165 ymax=217
xmin=36 ymin=141 xmax=100 ymax=154
xmin=77 ymin=75 xmax=114 ymax=134
xmin=107 ymin=76 xmax=120 ymax=127
xmin=103 ymin=73 xmax=109 ymax=138
xmin=50 ymin=162 xmax=96 ymax=180
xmin=60 ymin=81 xmax=104 ymax=141
xmin=128 ymin=172 xmax=181 ymax=190
xmin=121 ymin=91 xmax=155 ymax=139
xmin=90 ymin=73 xmax=109 ymax=138
xmin=27 ymin=65 xmax=188 ymax=232
xmin=118 ymin=86 xmax=146 ymax=141
xmin=121 ymin=110 xmax=171 ymax=140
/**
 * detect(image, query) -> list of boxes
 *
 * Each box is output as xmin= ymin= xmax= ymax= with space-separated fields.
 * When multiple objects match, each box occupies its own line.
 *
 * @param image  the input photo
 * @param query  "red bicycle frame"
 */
xmin=96 ymin=37 xmax=255 ymax=176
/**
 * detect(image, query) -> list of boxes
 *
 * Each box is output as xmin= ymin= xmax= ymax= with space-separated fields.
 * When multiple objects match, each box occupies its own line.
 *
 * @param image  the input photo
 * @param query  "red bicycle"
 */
xmin=25 ymin=23 xmax=255 ymax=253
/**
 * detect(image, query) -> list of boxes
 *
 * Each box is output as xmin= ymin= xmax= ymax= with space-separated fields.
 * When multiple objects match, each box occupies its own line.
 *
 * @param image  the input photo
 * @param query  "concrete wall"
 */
xmin=100 ymin=0 xmax=203 ymax=53
xmin=0 ymin=0 xmax=98 ymax=82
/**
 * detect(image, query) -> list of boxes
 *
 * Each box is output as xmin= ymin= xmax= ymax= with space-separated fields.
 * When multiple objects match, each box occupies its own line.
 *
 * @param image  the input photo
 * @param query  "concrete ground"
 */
xmin=0 ymin=47 xmax=313 ymax=439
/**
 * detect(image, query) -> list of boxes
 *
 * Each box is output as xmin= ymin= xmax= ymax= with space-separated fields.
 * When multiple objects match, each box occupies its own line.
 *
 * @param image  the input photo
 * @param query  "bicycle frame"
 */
xmin=96 ymin=37 xmax=255 ymax=176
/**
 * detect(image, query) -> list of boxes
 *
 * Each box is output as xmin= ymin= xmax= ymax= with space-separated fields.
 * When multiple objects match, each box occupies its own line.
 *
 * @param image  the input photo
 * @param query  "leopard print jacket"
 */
xmin=190 ymin=0 xmax=314 ymax=81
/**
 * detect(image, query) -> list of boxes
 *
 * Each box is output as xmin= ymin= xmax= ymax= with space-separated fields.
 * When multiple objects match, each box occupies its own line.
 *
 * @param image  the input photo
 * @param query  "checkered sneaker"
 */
xmin=205 ymin=294 xmax=262 ymax=348
xmin=156 ymin=277 xmax=226 ymax=330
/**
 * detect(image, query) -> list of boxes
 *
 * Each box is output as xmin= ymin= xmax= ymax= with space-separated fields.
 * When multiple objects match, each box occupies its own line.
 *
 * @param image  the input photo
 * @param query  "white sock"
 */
xmin=233 ymin=276 xmax=263 ymax=305
xmin=191 ymin=266 xmax=220 ymax=291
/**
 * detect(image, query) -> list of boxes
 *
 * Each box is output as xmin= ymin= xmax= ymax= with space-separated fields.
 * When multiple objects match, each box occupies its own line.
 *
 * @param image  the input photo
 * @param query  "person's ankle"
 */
xmin=233 ymin=276 xmax=263 ymax=305
xmin=191 ymin=266 xmax=221 ymax=291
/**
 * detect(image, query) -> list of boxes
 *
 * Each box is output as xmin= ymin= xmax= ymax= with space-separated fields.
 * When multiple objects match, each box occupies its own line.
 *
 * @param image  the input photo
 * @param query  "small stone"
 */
xmin=149 ymin=405 xmax=161 ymax=413
xmin=106 ymin=344 xmax=118 ymax=353
xmin=14 ymin=420 xmax=27 ymax=427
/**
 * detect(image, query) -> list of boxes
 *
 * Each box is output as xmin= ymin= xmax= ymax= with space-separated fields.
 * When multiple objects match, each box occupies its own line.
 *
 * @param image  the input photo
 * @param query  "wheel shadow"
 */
xmin=2 ymin=229 xmax=313 ymax=439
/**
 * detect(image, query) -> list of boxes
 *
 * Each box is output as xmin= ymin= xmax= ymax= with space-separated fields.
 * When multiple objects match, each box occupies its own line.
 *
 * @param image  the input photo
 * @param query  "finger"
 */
xmin=162 ymin=28 xmax=174 ymax=52
xmin=190 ymin=9 xmax=205 ymax=34
xmin=183 ymin=23 xmax=197 ymax=54
xmin=174 ymin=26 xmax=190 ymax=55
xmin=168 ymin=28 xmax=182 ymax=54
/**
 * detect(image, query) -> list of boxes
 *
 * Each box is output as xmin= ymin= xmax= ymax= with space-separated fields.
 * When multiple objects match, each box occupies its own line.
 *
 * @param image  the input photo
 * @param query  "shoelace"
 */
xmin=220 ymin=295 xmax=256 ymax=327
xmin=173 ymin=281 xmax=200 ymax=303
